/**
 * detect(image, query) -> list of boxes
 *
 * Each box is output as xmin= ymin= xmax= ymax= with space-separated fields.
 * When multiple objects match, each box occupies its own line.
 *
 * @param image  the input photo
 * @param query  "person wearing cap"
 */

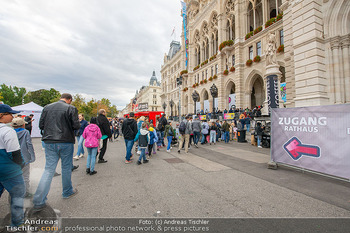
xmin=0 ymin=104 xmax=25 ymax=227
xmin=12 ymin=117 xmax=36 ymax=198
xmin=24 ymin=114 xmax=35 ymax=135
xmin=33 ymin=93 xmax=80 ymax=211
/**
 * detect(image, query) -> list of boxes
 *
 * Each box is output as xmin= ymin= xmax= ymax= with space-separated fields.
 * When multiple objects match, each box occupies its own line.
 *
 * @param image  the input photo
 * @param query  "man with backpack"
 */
xmin=178 ymin=115 xmax=192 ymax=154
xmin=158 ymin=113 xmax=167 ymax=148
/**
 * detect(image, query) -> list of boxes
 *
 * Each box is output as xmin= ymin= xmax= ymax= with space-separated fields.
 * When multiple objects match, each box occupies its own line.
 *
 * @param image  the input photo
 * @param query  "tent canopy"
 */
xmin=12 ymin=101 xmax=43 ymax=112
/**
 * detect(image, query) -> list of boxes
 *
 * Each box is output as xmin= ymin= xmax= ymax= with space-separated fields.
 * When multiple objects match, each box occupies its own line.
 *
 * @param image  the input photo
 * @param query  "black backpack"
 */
xmin=179 ymin=121 xmax=186 ymax=135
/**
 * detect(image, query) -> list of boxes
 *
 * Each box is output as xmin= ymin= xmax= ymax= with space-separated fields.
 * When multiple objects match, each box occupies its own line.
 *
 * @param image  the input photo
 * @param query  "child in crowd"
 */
xmin=209 ymin=121 xmax=217 ymax=145
xmin=148 ymin=126 xmax=156 ymax=159
xmin=82 ymin=117 xmax=102 ymax=175
xmin=12 ymin=117 xmax=36 ymax=198
xmin=164 ymin=122 xmax=175 ymax=152
xmin=134 ymin=123 xmax=150 ymax=165
xmin=0 ymin=104 xmax=25 ymax=227
xmin=149 ymin=124 xmax=158 ymax=155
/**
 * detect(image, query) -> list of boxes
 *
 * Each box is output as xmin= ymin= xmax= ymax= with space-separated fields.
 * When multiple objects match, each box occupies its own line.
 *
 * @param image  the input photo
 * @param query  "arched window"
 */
xmin=268 ymin=0 xmax=282 ymax=19
xmin=255 ymin=0 xmax=263 ymax=27
xmin=215 ymin=30 xmax=218 ymax=53
xmin=247 ymin=2 xmax=254 ymax=32
xmin=211 ymin=34 xmax=215 ymax=56
xmin=231 ymin=18 xmax=235 ymax=40
xmin=226 ymin=20 xmax=231 ymax=40
xmin=205 ymin=38 xmax=209 ymax=60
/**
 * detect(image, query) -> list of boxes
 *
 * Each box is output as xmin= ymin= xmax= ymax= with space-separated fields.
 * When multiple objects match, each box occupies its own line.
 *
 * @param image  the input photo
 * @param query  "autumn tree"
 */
xmin=0 ymin=84 xmax=26 ymax=106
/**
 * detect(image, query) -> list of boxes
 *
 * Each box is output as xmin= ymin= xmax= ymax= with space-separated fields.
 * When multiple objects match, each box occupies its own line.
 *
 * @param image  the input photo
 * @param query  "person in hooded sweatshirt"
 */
xmin=12 ymin=117 xmax=36 ymax=198
xmin=82 ymin=117 xmax=102 ymax=175
xmin=121 ymin=112 xmax=138 ymax=164
xmin=134 ymin=122 xmax=150 ymax=165
xmin=147 ymin=126 xmax=156 ymax=159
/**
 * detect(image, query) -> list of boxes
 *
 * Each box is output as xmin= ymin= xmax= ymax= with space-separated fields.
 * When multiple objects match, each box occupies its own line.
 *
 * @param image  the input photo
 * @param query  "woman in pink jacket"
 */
xmin=82 ymin=117 xmax=102 ymax=175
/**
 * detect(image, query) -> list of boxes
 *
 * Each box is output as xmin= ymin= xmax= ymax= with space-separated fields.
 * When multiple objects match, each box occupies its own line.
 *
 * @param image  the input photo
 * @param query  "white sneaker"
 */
xmin=137 ymin=151 xmax=141 ymax=155
xmin=167 ymin=149 xmax=170 ymax=152
xmin=73 ymin=155 xmax=79 ymax=160
xmin=258 ymin=146 xmax=262 ymax=148
xmin=79 ymin=154 xmax=84 ymax=158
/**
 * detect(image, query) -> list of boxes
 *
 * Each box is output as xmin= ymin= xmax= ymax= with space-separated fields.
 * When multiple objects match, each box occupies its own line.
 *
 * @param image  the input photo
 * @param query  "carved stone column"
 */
xmin=342 ymin=36 xmax=350 ymax=103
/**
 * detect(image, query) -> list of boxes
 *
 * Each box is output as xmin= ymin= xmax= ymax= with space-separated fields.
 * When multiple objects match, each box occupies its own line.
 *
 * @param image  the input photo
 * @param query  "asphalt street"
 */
xmin=1 ymin=137 xmax=350 ymax=221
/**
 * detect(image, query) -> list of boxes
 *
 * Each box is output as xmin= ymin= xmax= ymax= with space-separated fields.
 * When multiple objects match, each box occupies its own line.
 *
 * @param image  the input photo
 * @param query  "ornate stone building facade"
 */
xmin=161 ymin=0 xmax=350 ymax=115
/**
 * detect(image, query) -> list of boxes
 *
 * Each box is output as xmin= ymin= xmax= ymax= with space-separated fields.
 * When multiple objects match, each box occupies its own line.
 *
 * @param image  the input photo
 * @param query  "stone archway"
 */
xmin=250 ymin=74 xmax=264 ymax=109
xmin=200 ymin=88 xmax=210 ymax=113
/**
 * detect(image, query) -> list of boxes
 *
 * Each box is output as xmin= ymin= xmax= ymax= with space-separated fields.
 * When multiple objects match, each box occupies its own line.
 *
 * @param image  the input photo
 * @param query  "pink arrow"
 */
xmin=283 ymin=137 xmax=320 ymax=160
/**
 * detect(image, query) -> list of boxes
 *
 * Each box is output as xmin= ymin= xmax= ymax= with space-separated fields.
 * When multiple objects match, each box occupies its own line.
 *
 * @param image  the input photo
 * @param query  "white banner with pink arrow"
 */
xmin=271 ymin=104 xmax=350 ymax=180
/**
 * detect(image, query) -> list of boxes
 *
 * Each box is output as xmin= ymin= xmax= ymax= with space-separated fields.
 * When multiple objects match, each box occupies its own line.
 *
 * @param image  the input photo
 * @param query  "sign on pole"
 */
xmin=271 ymin=104 xmax=350 ymax=180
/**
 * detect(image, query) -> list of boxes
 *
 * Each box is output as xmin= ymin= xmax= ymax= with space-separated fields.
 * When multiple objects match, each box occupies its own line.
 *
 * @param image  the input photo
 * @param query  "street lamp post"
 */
xmin=162 ymin=102 xmax=167 ymax=114
xmin=210 ymin=84 xmax=218 ymax=119
xmin=169 ymin=99 xmax=174 ymax=120
xmin=176 ymin=76 xmax=183 ymax=120
xmin=191 ymin=91 xmax=199 ymax=115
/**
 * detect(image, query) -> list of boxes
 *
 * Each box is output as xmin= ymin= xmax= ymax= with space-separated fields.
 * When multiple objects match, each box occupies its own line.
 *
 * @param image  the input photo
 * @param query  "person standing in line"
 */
xmin=178 ymin=115 xmax=192 ymax=154
xmin=33 ymin=93 xmax=80 ymax=211
xmin=121 ymin=112 xmax=138 ymax=164
xmin=222 ymin=120 xmax=231 ymax=143
xmin=191 ymin=116 xmax=202 ymax=148
xmin=24 ymin=114 xmax=34 ymax=135
xmin=82 ymin=117 xmax=102 ymax=175
xmin=255 ymin=122 xmax=265 ymax=148
xmin=0 ymin=105 xmax=25 ymax=228
xmin=12 ymin=117 xmax=36 ymax=198
xmin=209 ymin=121 xmax=217 ymax=145
xmin=97 ymin=109 xmax=112 ymax=163
xmin=74 ymin=114 xmax=88 ymax=160
xmin=149 ymin=123 xmax=158 ymax=155
xmin=134 ymin=122 xmax=150 ymax=165
xmin=164 ymin=122 xmax=175 ymax=152
xmin=201 ymin=120 xmax=209 ymax=144
xmin=158 ymin=113 xmax=168 ymax=148
xmin=147 ymin=126 xmax=156 ymax=159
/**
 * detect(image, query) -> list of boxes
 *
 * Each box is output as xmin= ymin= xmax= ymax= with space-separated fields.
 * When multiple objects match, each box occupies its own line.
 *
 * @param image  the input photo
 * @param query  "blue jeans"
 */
xmin=138 ymin=148 xmax=147 ymax=162
xmin=167 ymin=136 xmax=173 ymax=150
xmin=76 ymin=136 xmax=85 ymax=156
xmin=0 ymin=175 xmax=25 ymax=226
xmin=161 ymin=131 xmax=165 ymax=146
xmin=246 ymin=124 xmax=250 ymax=132
xmin=257 ymin=135 xmax=262 ymax=147
xmin=210 ymin=131 xmax=216 ymax=143
xmin=124 ymin=139 xmax=134 ymax=161
xmin=224 ymin=131 xmax=230 ymax=143
xmin=201 ymin=133 xmax=207 ymax=144
xmin=86 ymin=147 xmax=97 ymax=172
xmin=193 ymin=131 xmax=200 ymax=145
xmin=33 ymin=143 xmax=74 ymax=207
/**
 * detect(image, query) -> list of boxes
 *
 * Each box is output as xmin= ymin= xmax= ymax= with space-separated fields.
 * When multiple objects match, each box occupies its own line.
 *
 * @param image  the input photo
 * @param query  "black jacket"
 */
xmin=97 ymin=114 xmax=112 ymax=138
xmin=159 ymin=116 xmax=167 ymax=132
xmin=122 ymin=118 xmax=138 ymax=140
xmin=40 ymin=100 xmax=80 ymax=143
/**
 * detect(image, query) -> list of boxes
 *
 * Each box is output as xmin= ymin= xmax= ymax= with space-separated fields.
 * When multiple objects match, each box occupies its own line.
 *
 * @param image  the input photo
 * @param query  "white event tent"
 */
xmin=12 ymin=102 xmax=43 ymax=138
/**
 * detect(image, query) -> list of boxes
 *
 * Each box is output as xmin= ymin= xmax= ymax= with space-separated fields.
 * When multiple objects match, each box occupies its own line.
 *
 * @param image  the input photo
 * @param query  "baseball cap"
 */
xmin=11 ymin=117 xmax=25 ymax=127
xmin=0 ymin=104 xmax=20 ymax=114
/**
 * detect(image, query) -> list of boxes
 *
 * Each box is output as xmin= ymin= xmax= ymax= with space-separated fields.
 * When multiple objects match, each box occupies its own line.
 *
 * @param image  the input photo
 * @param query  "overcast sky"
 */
xmin=0 ymin=0 xmax=183 ymax=109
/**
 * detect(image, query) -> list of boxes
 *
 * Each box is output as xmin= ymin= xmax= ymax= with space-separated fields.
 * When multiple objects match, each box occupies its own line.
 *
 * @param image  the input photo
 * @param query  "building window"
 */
xmin=211 ymin=66 xmax=213 ymax=76
xmin=206 ymin=69 xmax=208 ymax=79
xmin=249 ymin=46 xmax=253 ymax=60
xmin=280 ymin=29 xmax=284 ymax=45
xmin=153 ymin=89 xmax=156 ymax=92
xmin=153 ymin=95 xmax=156 ymax=98
xmin=215 ymin=64 xmax=218 ymax=74
xmin=232 ymin=55 xmax=235 ymax=67
xmin=202 ymin=71 xmax=204 ymax=81
xmin=226 ymin=58 xmax=228 ymax=70
xmin=256 ymin=42 xmax=261 ymax=56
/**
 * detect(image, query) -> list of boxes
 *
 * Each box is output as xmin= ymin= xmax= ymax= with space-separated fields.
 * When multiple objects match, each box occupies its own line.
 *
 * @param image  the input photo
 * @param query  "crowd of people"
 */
xmin=0 ymin=93 xmax=265 ymax=229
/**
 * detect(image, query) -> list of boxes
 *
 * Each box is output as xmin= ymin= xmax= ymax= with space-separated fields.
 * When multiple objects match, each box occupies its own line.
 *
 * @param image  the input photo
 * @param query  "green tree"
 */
xmin=25 ymin=88 xmax=61 ymax=107
xmin=0 ymin=84 xmax=26 ymax=106
xmin=71 ymin=94 xmax=85 ymax=113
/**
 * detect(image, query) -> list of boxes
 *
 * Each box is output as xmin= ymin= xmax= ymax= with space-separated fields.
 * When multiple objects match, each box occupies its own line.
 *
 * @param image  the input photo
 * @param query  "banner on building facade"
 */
xmin=181 ymin=1 xmax=188 ymax=68
xmin=280 ymin=82 xmax=286 ymax=103
xmin=266 ymin=75 xmax=280 ymax=114
xmin=271 ymin=104 xmax=350 ymax=180
xmin=229 ymin=94 xmax=236 ymax=110
xmin=224 ymin=113 xmax=235 ymax=120
xmin=196 ymin=102 xmax=201 ymax=114
xmin=204 ymin=100 xmax=210 ymax=113
xmin=138 ymin=103 xmax=148 ymax=111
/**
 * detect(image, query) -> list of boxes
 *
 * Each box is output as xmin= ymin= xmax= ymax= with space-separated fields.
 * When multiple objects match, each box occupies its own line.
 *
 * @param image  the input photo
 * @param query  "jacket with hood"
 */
xmin=148 ymin=127 xmax=156 ymax=144
xmin=122 ymin=118 xmax=138 ymax=140
xmin=192 ymin=119 xmax=202 ymax=133
xmin=82 ymin=124 xmax=102 ymax=148
xmin=14 ymin=128 xmax=35 ymax=164
xmin=201 ymin=122 xmax=209 ymax=135
xmin=134 ymin=128 xmax=150 ymax=148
